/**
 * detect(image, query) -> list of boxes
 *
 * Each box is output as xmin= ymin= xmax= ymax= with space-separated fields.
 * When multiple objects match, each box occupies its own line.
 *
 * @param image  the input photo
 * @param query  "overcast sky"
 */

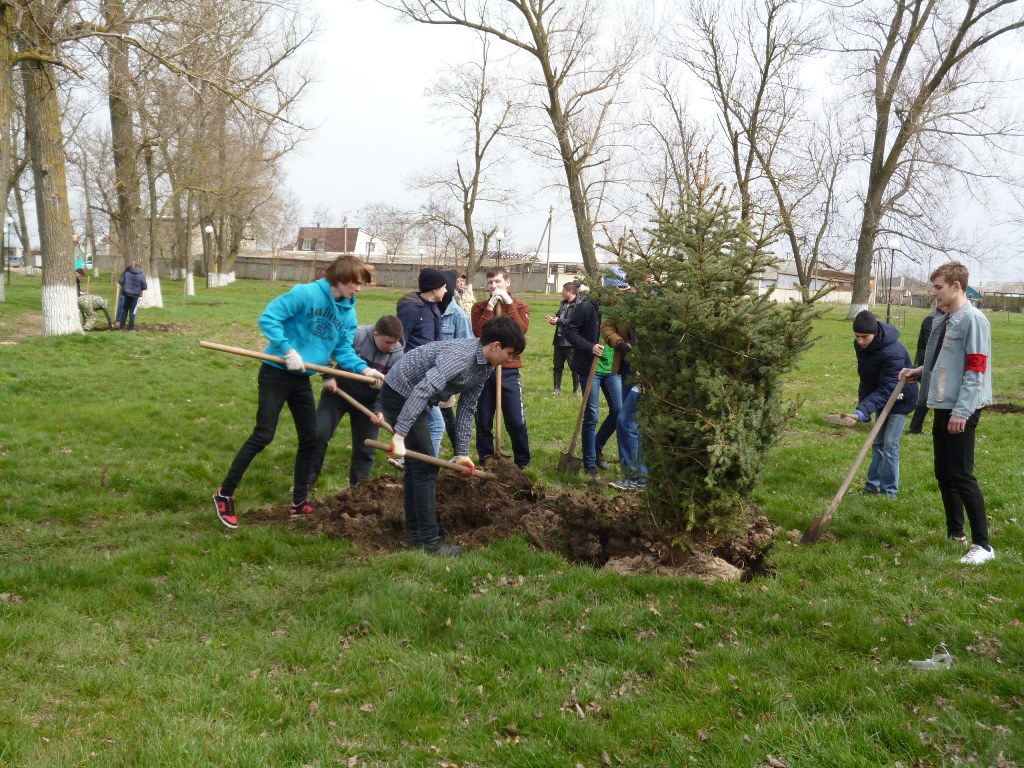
xmin=284 ymin=0 xmax=1024 ymax=282
xmin=284 ymin=0 xmax=581 ymax=256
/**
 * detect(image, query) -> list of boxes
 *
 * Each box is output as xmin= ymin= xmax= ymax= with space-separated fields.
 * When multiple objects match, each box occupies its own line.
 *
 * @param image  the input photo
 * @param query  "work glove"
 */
xmin=362 ymin=367 xmax=386 ymax=389
xmin=387 ymin=434 xmax=406 ymax=458
xmin=488 ymin=288 xmax=512 ymax=307
xmin=854 ymin=409 xmax=868 ymax=422
xmin=616 ymin=341 xmax=632 ymax=354
xmin=825 ymin=413 xmax=859 ymax=427
xmin=283 ymin=349 xmax=305 ymax=372
xmin=439 ymin=395 xmax=457 ymax=409
xmin=451 ymin=455 xmax=475 ymax=477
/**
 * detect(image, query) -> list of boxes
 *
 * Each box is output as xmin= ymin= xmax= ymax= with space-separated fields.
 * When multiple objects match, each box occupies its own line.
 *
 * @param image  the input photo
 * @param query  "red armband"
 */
xmin=965 ymin=354 xmax=987 ymax=373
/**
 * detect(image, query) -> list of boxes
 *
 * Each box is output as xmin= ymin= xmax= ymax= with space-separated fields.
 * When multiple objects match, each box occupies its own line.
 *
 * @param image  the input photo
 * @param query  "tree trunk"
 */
xmin=848 ymin=187 xmax=885 ymax=318
xmin=23 ymin=56 xmax=79 ymax=334
xmin=0 ymin=6 xmax=14 ymax=303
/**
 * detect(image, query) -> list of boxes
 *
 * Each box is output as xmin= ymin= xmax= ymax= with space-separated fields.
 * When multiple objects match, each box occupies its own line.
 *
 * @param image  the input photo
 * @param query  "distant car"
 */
xmin=6 ymin=255 xmax=23 ymax=267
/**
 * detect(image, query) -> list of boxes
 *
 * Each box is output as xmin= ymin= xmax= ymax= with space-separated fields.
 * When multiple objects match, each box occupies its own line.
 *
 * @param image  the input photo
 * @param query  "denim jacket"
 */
xmin=918 ymin=302 xmax=992 ymax=418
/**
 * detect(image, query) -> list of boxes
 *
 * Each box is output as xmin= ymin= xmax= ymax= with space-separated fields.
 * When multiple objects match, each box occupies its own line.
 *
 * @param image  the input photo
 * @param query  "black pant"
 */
xmin=553 ymin=345 xmax=578 ymax=392
xmin=380 ymin=384 xmax=442 ymax=544
xmin=308 ymin=388 xmax=380 ymax=488
xmin=221 ymin=364 xmax=318 ymax=504
xmin=908 ymin=404 xmax=929 ymax=433
xmin=441 ymin=406 xmax=457 ymax=450
xmin=475 ymin=367 xmax=530 ymax=467
xmin=932 ymin=409 xmax=988 ymax=547
xmin=120 ymin=293 xmax=140 ymax=330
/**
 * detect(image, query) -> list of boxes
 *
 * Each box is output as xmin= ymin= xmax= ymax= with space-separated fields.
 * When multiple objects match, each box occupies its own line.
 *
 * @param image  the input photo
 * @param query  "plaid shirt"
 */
xmin=384 ymin=338 xmax=491 ymax=455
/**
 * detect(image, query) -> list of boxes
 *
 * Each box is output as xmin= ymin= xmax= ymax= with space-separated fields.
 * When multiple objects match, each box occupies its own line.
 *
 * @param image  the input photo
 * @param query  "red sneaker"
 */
xmin=213 ymin=488 xmax=237 ymax=529
xmin=290 ymin=498 xmax=315 ymax=519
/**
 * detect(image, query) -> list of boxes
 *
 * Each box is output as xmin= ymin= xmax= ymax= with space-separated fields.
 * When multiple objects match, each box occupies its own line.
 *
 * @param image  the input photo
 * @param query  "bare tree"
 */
xmin=256 ymin=188 xmax=300 ymax=281
xmin=360 ymin=202 xmax=422 ymax=285
xmin=671 ymin=0 xmax=845 ymax=302
xmin=414 ymin=35 xmax=517 ymax=276
xmin=836 ymin=0 xmax=1024 ymax=316
xmin=378 ymin=0 xmax=646 ymax=277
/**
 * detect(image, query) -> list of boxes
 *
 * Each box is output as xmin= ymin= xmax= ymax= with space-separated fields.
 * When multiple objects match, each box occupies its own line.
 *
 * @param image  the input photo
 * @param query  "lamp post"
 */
xmin=418 ymin=248 xmax=424 ymax=268
xmin=886 ymin=236 xmax=900 ymax=324
xmin=495 ymin=230 xmax=504 ymax=268
xmin=204 ymin=225 xmax=215 ymax=287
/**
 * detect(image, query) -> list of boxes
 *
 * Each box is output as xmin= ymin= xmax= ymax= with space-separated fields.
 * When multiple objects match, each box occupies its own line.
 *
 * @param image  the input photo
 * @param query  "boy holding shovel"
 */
xmin=213 ymin=255 xmax=384 ymax=529
xmin=380 ymin=316 xmax=526 ymax=556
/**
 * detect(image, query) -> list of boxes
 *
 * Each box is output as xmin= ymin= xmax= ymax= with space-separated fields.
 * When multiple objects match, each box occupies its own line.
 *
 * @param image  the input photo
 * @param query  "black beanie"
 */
xmin=853 ymin=310 xmax=879 ymax=334
xmin=418 ymin=268 xmax=446 ymax=293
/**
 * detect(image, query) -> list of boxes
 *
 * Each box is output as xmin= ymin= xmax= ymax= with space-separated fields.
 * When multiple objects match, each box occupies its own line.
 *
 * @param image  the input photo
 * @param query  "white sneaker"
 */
xmin=959 ymin=544 xmax=995 ymax=565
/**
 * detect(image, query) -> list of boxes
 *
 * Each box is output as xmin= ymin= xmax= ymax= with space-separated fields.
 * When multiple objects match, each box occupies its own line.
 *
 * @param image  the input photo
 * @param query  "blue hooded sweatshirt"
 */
xmin=258 ymin=279 xmax=364 ymax=376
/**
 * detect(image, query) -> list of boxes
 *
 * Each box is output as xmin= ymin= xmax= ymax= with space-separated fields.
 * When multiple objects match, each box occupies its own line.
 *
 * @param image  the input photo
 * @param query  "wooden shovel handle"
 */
xmin=364 ymin=439 xmax=496 ymax=480
xmin=566 ymin=354 xmax=602 ymax=457
xmin=200 ymin=341 xmax=381 ymax=388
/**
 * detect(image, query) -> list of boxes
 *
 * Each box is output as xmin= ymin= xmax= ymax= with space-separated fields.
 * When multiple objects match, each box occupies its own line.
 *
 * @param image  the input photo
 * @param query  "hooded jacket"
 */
xmin=118 ymin=266 xmax=148 ymax=297
xmin=259 ymin=278 xmax=364 ymax=376
xmin=854 ymin=321 xmax=919 ymax=417
xmin=328 ymin=324 xmax=405 ymax=411
xmin=397 ymin=291 xmax=442 ymax=351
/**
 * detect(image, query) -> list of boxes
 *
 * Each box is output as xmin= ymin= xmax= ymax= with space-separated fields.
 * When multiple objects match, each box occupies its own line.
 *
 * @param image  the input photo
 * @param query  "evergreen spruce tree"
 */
xmin=601 ymin=169 xmax=822 ymax=530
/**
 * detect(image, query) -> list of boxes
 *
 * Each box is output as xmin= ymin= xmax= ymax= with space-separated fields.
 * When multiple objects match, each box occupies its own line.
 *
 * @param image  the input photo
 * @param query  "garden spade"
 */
xmin=365 ymin=439 xmax=496 ymax=480
xmin=802 ymin=376 xmax=907 ymax=544
xmin=557 ymin=354 xmax=601 ymax=474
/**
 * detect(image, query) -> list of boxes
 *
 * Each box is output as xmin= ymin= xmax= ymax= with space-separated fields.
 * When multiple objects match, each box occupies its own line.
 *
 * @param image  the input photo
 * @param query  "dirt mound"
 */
xmin=988 ymin=402 xmax=1024 ymax=414
xmin=243 ymin=460 xmax=779 ymax=581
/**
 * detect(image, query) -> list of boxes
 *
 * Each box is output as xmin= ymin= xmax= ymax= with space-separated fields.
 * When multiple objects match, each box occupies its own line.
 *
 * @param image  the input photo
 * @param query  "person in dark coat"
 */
xmin=545 ymin=281 xmax=582 ymax=395
xmin=117 ymin=261 xmax=148 ymax=331
xmin=908 ymin=305 xmax=944 ymax=434
xmin=849 ymin=310 xmax=919 ymax=498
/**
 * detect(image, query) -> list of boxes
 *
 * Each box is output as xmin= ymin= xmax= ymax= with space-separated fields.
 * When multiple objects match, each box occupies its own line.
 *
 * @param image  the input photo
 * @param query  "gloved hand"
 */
xmin=488 ymin=288 xmax=512 ymax=307
xmin=852 ymin=410 xmax=867 ymax=422
xmin=825 ymin=413 xmax=859 ymax=427
xmin=362 ymin=367 xmax=386 ymax=389
xmin=617 ymin=341 xmax=632 ymax=354
xmin=388 ymin=434 xmax=406 ymax=458
xmin=439 ymin=395 xmax=457 ymax=409
xmin=283 ymin=349 xmax=305 ymax=372
xmin=451 ymin=455 xmax=475 ymax=477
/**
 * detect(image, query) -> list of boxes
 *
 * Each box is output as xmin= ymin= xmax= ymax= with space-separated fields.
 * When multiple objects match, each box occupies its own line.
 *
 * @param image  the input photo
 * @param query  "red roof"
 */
xmin=294 ymin=227 xmax=360 ymax=253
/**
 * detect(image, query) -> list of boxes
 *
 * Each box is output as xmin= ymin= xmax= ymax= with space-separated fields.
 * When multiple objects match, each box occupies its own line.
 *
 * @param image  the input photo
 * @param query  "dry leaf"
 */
xmin=697 ymin=729 xmax=710 ymax=742
xmin=763 ymin=756 xmax=789 ymax=768
xmin=359 ymin=703 xmax=375 ymax=713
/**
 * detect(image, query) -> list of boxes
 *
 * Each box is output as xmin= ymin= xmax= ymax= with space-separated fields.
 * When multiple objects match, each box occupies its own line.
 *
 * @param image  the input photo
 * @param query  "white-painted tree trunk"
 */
xmin=185 ymin=270 xmax=194 ymax=296
xmin=42 ymin=284 xmax=83 ymax=335
xmin=142 ymin=276 xmax=163 ymax=308
xmin=848 ymin=302 xmax=870 ymax=319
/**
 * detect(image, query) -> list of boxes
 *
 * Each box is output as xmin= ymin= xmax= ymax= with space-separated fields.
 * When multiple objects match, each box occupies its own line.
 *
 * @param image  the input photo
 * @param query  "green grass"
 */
xmin=1 ymin=273 xmax=1023 ymax=767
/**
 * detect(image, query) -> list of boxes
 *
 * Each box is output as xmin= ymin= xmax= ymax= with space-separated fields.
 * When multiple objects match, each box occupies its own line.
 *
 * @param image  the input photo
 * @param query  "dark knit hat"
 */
xmin=418 ymin=268 xmax=446 ymax=293
xmin=853 ymin=310 xmax=879 ymax=334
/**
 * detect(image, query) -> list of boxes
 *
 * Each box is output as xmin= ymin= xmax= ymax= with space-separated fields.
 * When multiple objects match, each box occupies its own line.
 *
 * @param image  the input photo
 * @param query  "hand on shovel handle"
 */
xmin=364 ymin=439 xmax=497 ymax=480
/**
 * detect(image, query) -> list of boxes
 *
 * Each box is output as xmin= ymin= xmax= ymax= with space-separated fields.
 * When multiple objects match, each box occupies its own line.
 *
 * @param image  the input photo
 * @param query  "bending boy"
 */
xmin=381 ymin=316 xmax=526 ymax=556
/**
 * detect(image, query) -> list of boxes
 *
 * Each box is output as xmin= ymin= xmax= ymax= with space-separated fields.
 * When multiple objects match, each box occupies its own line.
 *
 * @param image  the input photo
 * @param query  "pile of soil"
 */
xmin=245 ymin=458 xmax=778 ymax=581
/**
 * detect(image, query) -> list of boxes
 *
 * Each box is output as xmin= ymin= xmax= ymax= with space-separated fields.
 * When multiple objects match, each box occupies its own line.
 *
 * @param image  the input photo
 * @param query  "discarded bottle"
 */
xmin=909 ymin=643 xmax=953 ymax=670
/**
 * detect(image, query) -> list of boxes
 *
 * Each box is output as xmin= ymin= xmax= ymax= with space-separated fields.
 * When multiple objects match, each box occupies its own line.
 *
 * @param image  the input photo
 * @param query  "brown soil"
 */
xmin=988 ymin=402 xmax=1024 ymax=414
xmin=243 ymin=456 xmax=779 ymax=581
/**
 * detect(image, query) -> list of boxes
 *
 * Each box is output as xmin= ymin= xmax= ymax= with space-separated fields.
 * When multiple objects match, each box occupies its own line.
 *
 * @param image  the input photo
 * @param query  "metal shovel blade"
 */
xmin=558 ymin=451 xmax=582 ymax=474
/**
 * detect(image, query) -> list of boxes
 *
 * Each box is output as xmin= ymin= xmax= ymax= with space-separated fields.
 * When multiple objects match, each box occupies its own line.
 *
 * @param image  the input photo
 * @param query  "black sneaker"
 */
xmin=585 ymin=466 xmax=599 ymax=480
xmin=423 ymin=539 xmax=463 ymax=557
xmin=595 ymin=456 xmax=609 ymax=470
xmin=214 ymin=488 xmax=238 ymax=529
xmin=290 ymin=499 xmax=315 ymax=519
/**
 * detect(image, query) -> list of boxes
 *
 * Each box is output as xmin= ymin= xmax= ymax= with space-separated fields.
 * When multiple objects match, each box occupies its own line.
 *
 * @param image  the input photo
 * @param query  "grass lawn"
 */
xmin=1 ymin=273 xmax=1022 ymax=767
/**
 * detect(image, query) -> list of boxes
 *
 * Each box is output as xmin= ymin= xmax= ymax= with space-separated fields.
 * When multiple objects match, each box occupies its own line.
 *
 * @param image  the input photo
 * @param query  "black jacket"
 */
xmin=563 ymin=298 xmax=601 ymax=378
xmin=396 ymin=291 xmax=442 ymax=352
xmin=855 ymin=321 xmax=919 ymax=417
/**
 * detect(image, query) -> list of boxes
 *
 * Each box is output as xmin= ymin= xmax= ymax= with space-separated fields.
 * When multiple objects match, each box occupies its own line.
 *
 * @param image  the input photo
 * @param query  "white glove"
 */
xmin=451 ymin=455 xmax=475 ymax=477
xmin=283 ymin=349 xmax=305 ymax=372
xmin=439 ymin=395 xmax=457 ymax=409
xmin=491 ymin=288 xmax=512 ymax=305
xmin=388 ymin=434 xmax=406 ymax=458
xmin=362 ymin=367 xmax=386 ymax=390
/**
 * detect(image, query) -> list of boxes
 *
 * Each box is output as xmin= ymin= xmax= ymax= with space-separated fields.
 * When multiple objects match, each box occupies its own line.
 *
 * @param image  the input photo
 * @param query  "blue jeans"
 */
xmin=380 ymin=385 xmax=442 ymax=544
xmin=427 ymin=406 xmax=444 ymax=457
xmin=616 ymin=385 xmax=647 ymax=481
xmin=582 ymin=373 xmax=621 ymax=469
xmin=864 ymin=412 xmax=907 ymax=498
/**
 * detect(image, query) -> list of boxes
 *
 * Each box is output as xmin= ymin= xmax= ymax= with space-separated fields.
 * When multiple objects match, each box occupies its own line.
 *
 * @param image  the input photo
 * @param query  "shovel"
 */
xmin=558 ymin=354 xmax=601 ymax=473
xmin=364 ymin=439 xmax=496 ymax=480
xmin=802 ymin=376 xmax=907 ymax=544
xmin=200 ymin=341 xmax=383 ymax=388
xmin=493 ymin=303 xmax=505 ymax=457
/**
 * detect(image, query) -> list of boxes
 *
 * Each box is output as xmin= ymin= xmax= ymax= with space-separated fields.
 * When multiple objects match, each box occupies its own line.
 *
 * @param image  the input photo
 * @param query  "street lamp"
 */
xmin=204 ymin=225 xmax=215 ymax=287
xmin=418 ymin=248 xmax=424 ymax=268
xmin=495 ymin=230 xmax=504 ymax=267
xmin=886 ymin=236 xmax=900 ymax=324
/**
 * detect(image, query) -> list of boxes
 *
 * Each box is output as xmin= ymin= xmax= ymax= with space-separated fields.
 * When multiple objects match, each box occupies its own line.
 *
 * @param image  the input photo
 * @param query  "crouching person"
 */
xmin=379 ymin=315 xmax=526 ymax=556
xmin=78 ymin=294 xmax=113 ymax=330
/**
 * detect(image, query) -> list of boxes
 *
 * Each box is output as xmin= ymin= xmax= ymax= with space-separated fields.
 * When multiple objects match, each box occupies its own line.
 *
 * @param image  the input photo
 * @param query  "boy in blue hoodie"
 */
xmin=213 ymin=255 xmax=382 ymax=529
